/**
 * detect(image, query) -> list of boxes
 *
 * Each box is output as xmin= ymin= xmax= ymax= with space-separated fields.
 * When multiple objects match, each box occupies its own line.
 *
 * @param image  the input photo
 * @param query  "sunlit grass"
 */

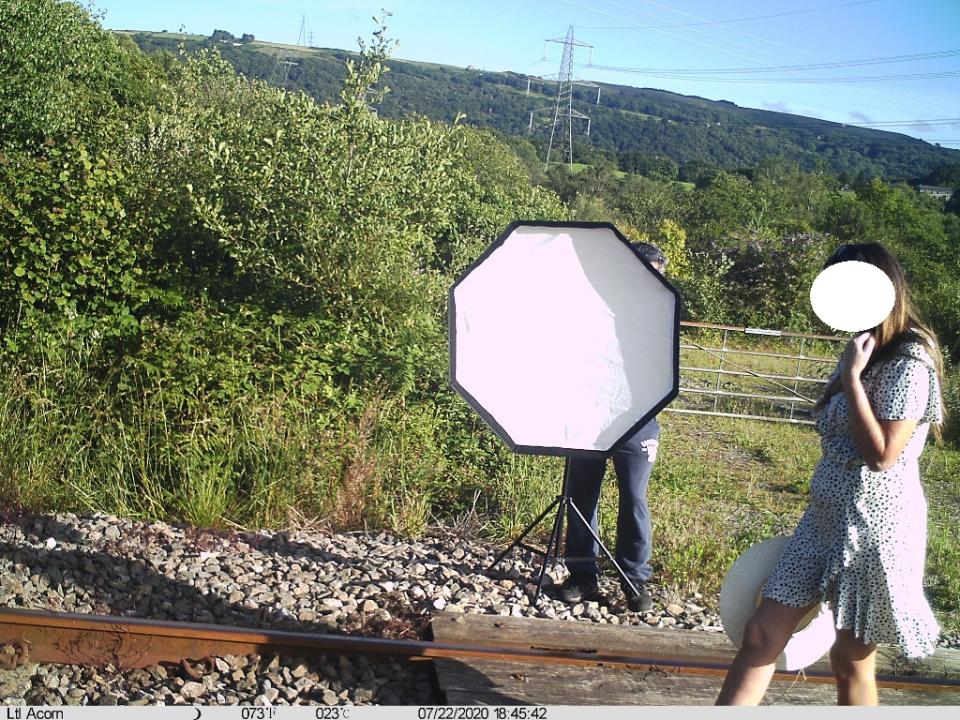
xmin=1 ymin=336 xmax=956 ymax=633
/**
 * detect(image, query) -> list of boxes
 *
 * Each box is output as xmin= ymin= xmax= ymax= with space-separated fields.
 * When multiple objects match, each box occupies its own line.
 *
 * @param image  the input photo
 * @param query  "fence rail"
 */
xmin=680 ymin=366 xmax=831 ymax=385
xmin=666 ymin=321 xmax=847 ymax=425
xmin=681 ymin=320 xmax=846 ymax=342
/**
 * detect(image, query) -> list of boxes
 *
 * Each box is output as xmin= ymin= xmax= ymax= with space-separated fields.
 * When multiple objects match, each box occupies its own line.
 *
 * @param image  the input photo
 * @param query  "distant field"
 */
xmin=564 ymin=163 xmax=696 ymax=187
xmin=116 ymin=30 xmax=205 ymax=41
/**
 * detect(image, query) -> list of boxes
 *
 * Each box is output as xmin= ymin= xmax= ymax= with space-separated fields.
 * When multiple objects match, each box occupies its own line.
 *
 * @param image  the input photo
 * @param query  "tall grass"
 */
xmin=1 ymin=332 xmax=957 ymax=633
xmin=0 ymin=363 xmax=310 ymax=527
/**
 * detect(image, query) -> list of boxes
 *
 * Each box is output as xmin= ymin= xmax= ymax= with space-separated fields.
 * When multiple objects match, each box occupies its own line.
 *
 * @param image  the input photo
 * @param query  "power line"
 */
xmin=586 ymin=49 xmax=960 ymax=76
xmin=579 ymin=0 xmax=879 ymax=30
xmin=522 ymin=81 xmax=960 ymax=129
xmin=561 ymin=0 xmax=960 ymax=119
xmin=585 ymin=115 xmax=960 ymax=129
xmin=630 ymin=0 xmax=958 ymax=117
xmin=559 ymin=0 xmax=761 ymax=65
xmin=588 ymin=67 xmax=960 ymax=84
xmin=845 ymin=118 xmax=960 ymax=127
xmin=270 ymin=15 xmax=307 ymax=88
xmin=546 ymin=0 xmax=959 ymax=149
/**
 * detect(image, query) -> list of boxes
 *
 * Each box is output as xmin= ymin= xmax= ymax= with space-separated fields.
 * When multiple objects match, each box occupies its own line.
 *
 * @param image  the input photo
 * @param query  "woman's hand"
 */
xmin=841 ymin=331 xmax=877 ymax=387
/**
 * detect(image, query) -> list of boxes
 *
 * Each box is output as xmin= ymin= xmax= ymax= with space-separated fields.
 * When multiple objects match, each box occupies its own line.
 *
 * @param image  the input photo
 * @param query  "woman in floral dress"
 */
xmin=717 ymin=243 xmax=946 ymax=705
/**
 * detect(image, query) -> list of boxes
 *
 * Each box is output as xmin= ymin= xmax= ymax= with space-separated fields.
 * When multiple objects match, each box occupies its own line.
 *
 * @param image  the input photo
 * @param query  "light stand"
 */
xmin=451 ymin=222 xmax=680 ymax=607
xmin=487 ymin=456 xmax=640 ymax=605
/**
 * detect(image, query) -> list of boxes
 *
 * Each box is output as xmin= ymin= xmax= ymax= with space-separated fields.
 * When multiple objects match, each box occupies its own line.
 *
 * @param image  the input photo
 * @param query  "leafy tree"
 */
xmin=442 ymin=127 xmax=568 ymax=276
xmin=619 ymin=218 xmax=691 ymax=280
xmin=543 ymin=164 xmax=581 ymax=204
xmin=570 ymin=194 xmax=613 ymax=222
xmin=210 ymin=29 xmax=236 ymax=43
xmin=722 ymin=232 xmax=831 ymax=330
xmin=678 ymin=160 xmax=718 ymax=186
xmin=0 ymin=0 xmax=161 ymax=149
xmin=946 ymin=191 xmax=960 ymax=216
xmin=749 ymin=158 xmax=836 ymax=234
xmin=499 ymin=134 xmax=547 ymax=184
xmin=921 ymin=162 xmax=960 ymax=189
xmin=684 ymin=171 xmax=763 ymax=247
xmin=676 ymin=251 xmax=733 ymax=324
xmin=611 ymin=174 xmax=686 ymax=237
xmin=621 ymin=152 xmax=679 ymax=181
xmin=577 ymin=154 xmax=620 ymax=197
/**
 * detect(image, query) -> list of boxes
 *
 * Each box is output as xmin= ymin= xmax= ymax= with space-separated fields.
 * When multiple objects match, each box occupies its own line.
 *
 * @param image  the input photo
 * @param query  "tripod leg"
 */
xmin=487 ymin=496 xmax=562 ymax=573
xmin=532 ymin=495 xmax=567 ymax=605
xmin=566 ymin=498 xmax=638 ymax=596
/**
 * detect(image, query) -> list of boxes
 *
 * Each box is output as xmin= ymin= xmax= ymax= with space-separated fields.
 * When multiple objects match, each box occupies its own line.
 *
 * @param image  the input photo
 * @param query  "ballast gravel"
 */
xmin=0 ymin=510 xmax=952 ymax=705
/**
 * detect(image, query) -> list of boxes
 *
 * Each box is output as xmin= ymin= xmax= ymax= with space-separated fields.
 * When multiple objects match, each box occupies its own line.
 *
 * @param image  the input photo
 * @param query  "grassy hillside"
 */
xmin=125 ymin=31 xmax=960 ymax=182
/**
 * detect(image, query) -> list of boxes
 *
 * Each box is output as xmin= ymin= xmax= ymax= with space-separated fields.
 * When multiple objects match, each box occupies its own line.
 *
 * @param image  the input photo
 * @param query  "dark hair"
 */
xmin=631 ymin=241 xmax=667 ymax=267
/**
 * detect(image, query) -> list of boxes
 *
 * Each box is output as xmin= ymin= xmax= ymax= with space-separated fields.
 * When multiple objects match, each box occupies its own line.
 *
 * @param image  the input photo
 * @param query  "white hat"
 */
xmin=719 ymin=536 xmax=835 ymax=671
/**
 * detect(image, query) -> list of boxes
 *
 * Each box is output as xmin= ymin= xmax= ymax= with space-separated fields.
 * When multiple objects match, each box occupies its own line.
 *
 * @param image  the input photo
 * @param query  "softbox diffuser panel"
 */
xmin=450 ymin=222 xmax=680 ymax=457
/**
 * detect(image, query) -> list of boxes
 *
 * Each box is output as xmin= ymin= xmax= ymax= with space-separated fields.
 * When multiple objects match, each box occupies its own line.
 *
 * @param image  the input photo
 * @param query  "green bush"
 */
xmin=0 ymin=141 xmax=151 ymax=340
xmin=0 ymin=6 xmax=571 ymax=530
xmin=0 ymin=0 xmax=161 ymax=149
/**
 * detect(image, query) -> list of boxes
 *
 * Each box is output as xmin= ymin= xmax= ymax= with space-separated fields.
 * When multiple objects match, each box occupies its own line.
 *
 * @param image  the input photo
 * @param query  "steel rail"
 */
xmin=1 ymin=608 xmax=959 ymax=693
xmin=680 ymin=386 xmax=816 ymax=405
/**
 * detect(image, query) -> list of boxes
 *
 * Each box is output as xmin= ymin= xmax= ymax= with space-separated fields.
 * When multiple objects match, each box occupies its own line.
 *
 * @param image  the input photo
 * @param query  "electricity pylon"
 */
xmin=272 ymin=15 xmax=307 ymax=88
xmin=527 ymin=26 xmax=600 ymax=169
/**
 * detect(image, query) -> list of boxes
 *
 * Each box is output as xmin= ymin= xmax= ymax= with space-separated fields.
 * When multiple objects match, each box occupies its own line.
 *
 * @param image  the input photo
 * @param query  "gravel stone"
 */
xmin=1 ymin=509 xmax=952 ymax=705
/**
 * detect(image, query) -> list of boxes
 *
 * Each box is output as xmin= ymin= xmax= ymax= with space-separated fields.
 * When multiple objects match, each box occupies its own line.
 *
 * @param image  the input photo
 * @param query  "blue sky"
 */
xmin=90 ymin=0 xmax=960 ymax=152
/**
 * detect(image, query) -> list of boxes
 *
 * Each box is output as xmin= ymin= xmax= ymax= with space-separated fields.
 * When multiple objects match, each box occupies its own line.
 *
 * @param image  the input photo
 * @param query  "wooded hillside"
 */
xmin=128 ymin=31 xmax=960 ymax=183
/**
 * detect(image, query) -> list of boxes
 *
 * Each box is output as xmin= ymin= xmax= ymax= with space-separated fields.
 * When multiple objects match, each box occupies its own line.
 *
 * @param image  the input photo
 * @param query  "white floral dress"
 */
xmin=762 ymin=340 xmax=943 ymax=658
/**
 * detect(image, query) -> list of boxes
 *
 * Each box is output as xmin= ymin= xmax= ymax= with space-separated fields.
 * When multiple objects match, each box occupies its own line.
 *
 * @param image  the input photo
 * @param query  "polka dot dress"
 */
xmin=762 ymin=340 xmax=943 ymax=658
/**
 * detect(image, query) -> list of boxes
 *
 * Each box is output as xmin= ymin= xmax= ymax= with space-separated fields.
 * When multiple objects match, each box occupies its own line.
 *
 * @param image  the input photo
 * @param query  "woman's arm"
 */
xmin=843 ymin=373 xmax=919 ymax=471
xmin=842 ymin=332 xmax=920 ymax=472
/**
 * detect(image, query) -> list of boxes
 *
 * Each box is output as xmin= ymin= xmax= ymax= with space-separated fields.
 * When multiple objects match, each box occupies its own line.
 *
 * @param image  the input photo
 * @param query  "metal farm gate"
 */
xmin=666 ymin=321 xmax=847 ymax=426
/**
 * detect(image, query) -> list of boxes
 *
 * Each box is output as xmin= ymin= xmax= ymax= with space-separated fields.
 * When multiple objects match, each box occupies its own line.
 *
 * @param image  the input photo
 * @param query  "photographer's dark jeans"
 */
xmin=563 ymin=418 xmax=659 ymax=585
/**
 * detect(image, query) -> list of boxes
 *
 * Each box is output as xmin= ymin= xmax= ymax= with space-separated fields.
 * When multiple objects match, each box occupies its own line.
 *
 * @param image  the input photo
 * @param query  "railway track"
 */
xmin=2 ymin=607 xmax=960 ymax=700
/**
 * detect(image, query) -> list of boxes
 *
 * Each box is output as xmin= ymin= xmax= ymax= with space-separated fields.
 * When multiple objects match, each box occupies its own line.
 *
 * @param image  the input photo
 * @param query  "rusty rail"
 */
xmin=1 ymin=608 xmax=959 ymax=693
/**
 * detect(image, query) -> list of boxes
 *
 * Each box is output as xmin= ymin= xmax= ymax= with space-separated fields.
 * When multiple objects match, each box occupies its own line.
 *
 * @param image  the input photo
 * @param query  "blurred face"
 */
xmin=651 ymin=260 xmax=665 ymax=275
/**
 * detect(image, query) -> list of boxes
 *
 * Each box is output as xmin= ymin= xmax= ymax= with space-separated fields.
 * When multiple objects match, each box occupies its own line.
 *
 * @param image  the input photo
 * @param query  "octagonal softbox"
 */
xmin=449 ymin=221 xmax=680 ymax=458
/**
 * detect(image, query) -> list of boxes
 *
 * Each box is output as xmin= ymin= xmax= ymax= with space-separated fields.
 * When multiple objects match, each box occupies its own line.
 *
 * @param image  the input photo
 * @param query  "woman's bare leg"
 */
xmin=716 ymin=599 xmax=819 ymax=705
xmin=830 ymin=630 xmax=878 ymax=705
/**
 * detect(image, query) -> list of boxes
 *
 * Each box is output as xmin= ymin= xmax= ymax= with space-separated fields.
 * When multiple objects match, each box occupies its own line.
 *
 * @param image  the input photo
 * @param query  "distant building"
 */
xmin=916 ymin=185 xmax=954 ymax=200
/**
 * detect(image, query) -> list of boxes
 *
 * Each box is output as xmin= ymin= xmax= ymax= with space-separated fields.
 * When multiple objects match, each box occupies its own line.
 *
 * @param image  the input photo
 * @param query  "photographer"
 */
xmin=559 ymin=241 xmax=667 ymax=613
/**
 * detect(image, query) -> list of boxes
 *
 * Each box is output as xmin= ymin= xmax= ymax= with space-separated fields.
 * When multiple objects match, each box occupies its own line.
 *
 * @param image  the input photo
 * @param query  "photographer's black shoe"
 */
xmin=622 ymin=581 xmax=653 ymax=612
xmin=559 ymin=574 xmax=600 ymax=603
